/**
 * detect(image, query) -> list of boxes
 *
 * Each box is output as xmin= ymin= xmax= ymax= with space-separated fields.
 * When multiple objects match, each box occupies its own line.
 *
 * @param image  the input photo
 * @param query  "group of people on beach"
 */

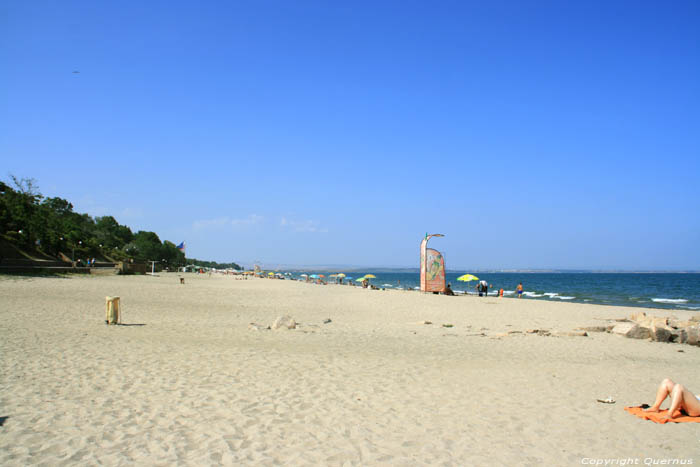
xmin=477 ymin=281 xmax=524 ymax=298
xmin=443 ymin=281 xmax=525 ymax=297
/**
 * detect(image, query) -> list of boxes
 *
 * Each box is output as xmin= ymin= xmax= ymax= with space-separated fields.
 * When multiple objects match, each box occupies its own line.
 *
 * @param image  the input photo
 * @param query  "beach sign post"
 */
xmin=420 ymin=233 xmax=446 ymax=293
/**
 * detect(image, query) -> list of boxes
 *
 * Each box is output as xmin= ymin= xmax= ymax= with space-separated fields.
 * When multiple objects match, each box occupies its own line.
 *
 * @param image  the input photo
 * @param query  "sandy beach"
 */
xmin=1 ymin=273 xmax=698 ymax=466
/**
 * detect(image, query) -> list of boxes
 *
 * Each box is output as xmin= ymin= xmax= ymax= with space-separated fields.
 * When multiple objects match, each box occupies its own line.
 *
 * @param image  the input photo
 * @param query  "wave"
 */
xmin=676 ymin=305 xmax=700 ymax=310
xmin=382 ymin=284 xmax=393 ymax=287
xmin=541 ymin=292 xmax=574 ymax=300
xmin=651 ymin=298 xmax=688 ymax=304
xmin=522 ymin=292 xmax=544 ymax=298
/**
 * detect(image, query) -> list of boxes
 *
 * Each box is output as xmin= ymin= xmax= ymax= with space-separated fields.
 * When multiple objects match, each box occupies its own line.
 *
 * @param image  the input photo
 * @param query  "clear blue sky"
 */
xmin=2 ymin=1 xmax=699 ymax=270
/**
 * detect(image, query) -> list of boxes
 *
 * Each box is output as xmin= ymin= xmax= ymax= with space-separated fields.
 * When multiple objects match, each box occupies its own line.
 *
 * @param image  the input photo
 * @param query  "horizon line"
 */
xmin=227 ymin=263 xmax=699 ymax=274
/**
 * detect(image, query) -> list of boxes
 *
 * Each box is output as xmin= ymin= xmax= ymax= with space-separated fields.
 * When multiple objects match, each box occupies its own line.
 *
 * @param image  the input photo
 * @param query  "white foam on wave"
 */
xmin=382 ymin=284 xmax=393 ymax=287
xmin=677 ymin=305 xmax=700 ymax=310
xmin=542 ymin=292 xmax=574 ymax=300
xmin=651 ymin=298 xmax=688 ymax=304
xmin=503 ymin=290 xmax=515 ymax=295
xmin=522 ymin=292 xmax=544 ymax=298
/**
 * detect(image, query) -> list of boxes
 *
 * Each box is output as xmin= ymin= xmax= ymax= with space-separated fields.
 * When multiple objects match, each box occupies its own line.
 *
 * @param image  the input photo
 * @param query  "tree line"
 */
xmin=0 ymin=176 xmax=240 ymax=270
xmin=184 ymin=258 xmax=242 ymax=270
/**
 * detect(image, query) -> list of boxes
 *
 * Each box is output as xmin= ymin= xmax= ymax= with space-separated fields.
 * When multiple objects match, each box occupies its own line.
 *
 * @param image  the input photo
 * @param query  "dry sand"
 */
xmin=1 ymin=273 xmax=699 ymax=466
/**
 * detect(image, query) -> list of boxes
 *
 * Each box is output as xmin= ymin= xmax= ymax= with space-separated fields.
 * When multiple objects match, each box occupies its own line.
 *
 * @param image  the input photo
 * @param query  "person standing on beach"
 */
xmin=516 ymin=283 xmax=524 ymax=298
xmin=478 ymin=280 xmax=489 ymax=296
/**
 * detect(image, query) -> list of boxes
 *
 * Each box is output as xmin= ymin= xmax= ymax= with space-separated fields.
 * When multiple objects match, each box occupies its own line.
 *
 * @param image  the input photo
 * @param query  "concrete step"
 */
xmin=0 ymin=266 xmax=90 ymax=274
xmin=0 ymin=258 xmax=71 ymax=267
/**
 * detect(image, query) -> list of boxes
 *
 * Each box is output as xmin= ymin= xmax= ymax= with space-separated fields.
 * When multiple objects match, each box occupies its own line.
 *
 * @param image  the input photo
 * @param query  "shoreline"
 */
xmin=284 ymin=272 xmax=700 ymax=313
xmin=2 ymin=273 xmax=699 ymax=464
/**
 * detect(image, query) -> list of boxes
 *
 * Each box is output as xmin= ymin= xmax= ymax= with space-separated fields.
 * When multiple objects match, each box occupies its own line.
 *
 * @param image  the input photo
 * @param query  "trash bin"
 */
xmin=105 ymin=296 xmax=120 ymax=324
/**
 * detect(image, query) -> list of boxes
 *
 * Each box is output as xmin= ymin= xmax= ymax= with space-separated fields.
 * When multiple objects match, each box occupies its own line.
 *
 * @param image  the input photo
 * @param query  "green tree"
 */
xmin=161 ymin=240 xmax=185 ymax=268
xmin=1 ymin=176 xmax=240 ymax=269
xmin=95 ymin=216 xmax=133 ymax=249
xmin=0 ymin=177 xmax=43 ymax=248
xmin=129 ymin=231 xmax=163 ymax=261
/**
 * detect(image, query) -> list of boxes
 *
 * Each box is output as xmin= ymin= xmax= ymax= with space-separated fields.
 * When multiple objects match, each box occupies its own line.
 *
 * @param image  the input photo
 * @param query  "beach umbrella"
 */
xmin=310 ymin=274 xmax=320 ymax=279
xmin=300 ymin=273 xmax=308 ymax=277
xmin=337 ymin=273 xmax=346 ymax=278
xmin=363 ymin=274 xmax=376 ymax=279
xmin=345 ymin=276 xmax=353 ymax=281
xmin=268 ymin=272 xmax=274 ymax=276
xmin=355 ymin=277 xmax=365 ymax=282
xmin=319 ymin=274 xmax=325 ymax=278
xmin=457 ymin=274 xmax=479 ymax=282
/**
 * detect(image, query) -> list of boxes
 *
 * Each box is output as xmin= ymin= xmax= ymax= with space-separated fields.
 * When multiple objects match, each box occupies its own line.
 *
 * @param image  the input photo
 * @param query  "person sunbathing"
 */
xmin=644 ymin=378 xmax=700 ymax=419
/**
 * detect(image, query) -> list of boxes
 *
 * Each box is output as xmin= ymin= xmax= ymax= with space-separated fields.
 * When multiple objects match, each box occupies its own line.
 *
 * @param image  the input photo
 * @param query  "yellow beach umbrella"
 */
xmin=457 ymin=274 xmax=479 ymax=282
xmin=363 ymin=274 xmax=376 ymax=279
xmin=268 ymin=272 xmax=274 ymax=276
xmin=337 ymin=273 xmax=346 ymax=278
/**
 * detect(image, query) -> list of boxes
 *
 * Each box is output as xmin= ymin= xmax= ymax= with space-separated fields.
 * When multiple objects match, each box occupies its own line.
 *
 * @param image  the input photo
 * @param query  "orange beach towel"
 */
xmin=625 ymin=406 xmax=700 ymax=424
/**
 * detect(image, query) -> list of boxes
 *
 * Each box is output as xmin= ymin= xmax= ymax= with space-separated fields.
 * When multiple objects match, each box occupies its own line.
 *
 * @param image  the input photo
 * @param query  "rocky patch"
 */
xmin=608 ymin=312 xmax=700 ymax=346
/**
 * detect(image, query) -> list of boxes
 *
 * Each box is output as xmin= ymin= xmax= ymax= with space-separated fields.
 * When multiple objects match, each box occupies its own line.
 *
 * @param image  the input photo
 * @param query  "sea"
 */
xmin=288 ymin=272 xmax=700 ymax=312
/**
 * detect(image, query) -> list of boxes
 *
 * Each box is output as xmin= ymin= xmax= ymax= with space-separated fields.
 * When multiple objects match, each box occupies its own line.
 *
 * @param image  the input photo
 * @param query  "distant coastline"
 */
xmin=242 ymin=265 xmax=700 ymax=274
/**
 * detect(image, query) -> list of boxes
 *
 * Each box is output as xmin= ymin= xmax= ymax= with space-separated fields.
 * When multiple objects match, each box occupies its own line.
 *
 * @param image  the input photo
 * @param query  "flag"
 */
xmin=176 ymin=242 xmax=185 ymax=253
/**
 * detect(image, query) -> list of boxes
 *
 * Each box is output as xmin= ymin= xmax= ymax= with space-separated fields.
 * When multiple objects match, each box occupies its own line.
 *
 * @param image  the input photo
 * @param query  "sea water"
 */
xmin=294 ymin=272 xmax=700 ymax=312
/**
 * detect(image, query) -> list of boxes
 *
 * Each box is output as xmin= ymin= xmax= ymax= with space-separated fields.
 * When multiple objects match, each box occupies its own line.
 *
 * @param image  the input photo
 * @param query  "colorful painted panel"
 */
xmin=424 ymin=248 xmax=446 ymax=292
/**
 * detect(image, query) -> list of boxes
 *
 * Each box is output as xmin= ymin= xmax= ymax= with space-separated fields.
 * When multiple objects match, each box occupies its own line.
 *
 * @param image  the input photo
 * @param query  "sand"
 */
xmin=1 ymin=273 xmax=698 ymax=466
